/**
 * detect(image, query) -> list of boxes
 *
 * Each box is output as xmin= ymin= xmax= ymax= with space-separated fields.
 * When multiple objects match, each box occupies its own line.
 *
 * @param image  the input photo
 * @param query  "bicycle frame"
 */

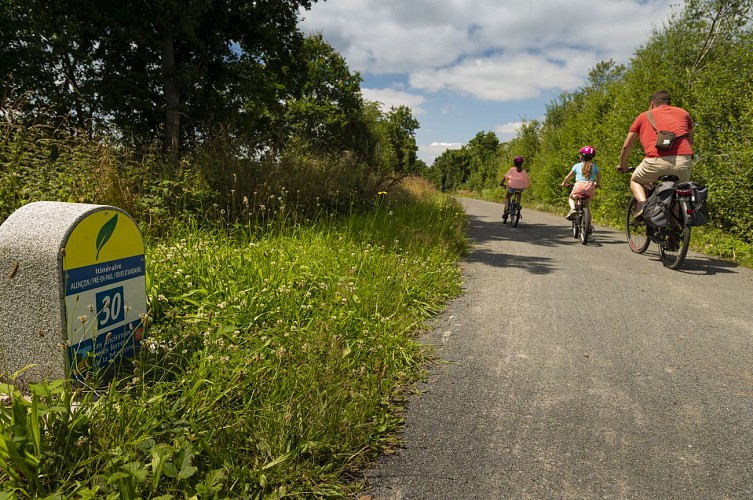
xmin=503 ymin=188 xmax=524 ymax=227
xmin=563 ymin=183 xmax=592 ymax=244
xmin=572 ymin=194 xmax=592 ymax=244
xmin=625 ymin=172 xmax=692 ymax=269
xmin=510 ymin=190 xmax=523 ymax=205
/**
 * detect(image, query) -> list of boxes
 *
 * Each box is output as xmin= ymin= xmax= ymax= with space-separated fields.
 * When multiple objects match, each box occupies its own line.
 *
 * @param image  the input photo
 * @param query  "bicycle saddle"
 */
xmin=658 ymin=174 xmax=679 ymax=182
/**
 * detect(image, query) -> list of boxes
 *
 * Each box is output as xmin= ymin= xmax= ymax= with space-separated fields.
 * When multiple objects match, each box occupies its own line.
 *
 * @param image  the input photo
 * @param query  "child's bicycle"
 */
xmin=563 ymin=184 xmax=592 ymax=245
xmin=502 ymin=188 xmax=524 ymax=227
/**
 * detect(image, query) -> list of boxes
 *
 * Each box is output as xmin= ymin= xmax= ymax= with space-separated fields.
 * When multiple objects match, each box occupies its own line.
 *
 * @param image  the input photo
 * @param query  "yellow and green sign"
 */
xmin=63 ymin=209 xmax=146 ymax=381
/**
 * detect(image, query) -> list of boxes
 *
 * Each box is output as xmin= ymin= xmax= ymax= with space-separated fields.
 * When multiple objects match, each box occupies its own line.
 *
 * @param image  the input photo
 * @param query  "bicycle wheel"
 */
xmin=580 ymin=207 xmax=591 ymax=245
xmin=571 ymin=214 xmax=579 ymax=238
xmin=659 ymin=223 xmax=691 ymax=269
xmin=626 ymin=198 xmax=650 ymax=254
xmin=511 ymin=203 xmax=521 ymax=227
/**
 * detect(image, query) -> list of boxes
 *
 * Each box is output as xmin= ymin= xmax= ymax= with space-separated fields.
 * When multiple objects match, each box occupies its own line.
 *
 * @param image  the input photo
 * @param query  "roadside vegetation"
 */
xmin=0 ymin=178 xmax=467 ymax=497
xmin=426 ymin=0 xmax=753 ymax=268
xmin=0 ymin=2 xmax=466 ymax=496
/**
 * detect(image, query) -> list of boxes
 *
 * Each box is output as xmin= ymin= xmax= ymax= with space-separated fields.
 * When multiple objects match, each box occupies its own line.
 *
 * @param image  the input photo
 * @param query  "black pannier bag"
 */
xmin=643 ymin=181 xmax=675 ymax=227
xmin=682 ymin=182 xmax=709 ymax=226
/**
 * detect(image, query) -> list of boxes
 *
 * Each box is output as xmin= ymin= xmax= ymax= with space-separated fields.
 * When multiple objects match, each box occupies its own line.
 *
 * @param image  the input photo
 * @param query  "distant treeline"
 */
xmin=427 ymin=0 xmax=753 ymax=246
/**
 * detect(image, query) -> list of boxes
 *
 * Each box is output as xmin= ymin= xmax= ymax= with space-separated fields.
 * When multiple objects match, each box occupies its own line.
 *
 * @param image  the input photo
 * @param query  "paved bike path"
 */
xmin=363 ymin=198 xmax=753 ymax=499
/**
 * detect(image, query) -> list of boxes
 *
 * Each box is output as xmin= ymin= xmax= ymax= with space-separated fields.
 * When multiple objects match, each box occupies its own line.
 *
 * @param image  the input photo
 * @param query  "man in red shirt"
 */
xmin=617 ymin=90 xmax=694 ymax=220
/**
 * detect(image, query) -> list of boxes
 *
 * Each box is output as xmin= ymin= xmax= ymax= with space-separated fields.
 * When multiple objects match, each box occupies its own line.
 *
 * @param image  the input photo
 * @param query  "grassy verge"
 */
xmin=0 ymin=182 xmax=468 ymax=498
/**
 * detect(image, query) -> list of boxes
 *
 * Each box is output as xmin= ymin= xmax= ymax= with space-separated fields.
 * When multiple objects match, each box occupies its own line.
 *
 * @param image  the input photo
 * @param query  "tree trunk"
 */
xmin=161 ymin=25 xmax=180 ymax=157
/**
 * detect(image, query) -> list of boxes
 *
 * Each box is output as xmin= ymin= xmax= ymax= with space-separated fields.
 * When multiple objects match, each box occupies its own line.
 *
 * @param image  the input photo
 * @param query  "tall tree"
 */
xmin=384 ymin=105 xmax=420 ymax=175
xmin=430 ymin=148 xmax=470 ymax=192
xmin=0 ymin=0 xmax=318 ymax=155
xmin=466 ymin=131 xmax=500 ymax=191
xmin=283 ymin=34 xmax=368 ymax=156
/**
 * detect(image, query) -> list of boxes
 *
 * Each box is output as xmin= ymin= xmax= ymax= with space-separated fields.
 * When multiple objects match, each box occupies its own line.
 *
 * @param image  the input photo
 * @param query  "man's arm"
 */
xmin=618 ymin=131 xmax=640 ymax=171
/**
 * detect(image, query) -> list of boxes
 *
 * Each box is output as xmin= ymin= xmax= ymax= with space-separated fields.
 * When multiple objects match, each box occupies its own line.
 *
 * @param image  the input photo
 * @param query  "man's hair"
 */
xmin=650 ymin=90 xmax=671 ymax=105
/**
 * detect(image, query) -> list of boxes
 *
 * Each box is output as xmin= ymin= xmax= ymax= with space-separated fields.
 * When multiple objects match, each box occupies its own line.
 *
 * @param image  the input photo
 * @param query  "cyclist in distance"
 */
xmin=617 ymin=90 xmax=694 ymax=221
xmin=501 ymin=156 xmax=530 ymax=218
xmin=561 ymin=145 xmax=601 ymax=220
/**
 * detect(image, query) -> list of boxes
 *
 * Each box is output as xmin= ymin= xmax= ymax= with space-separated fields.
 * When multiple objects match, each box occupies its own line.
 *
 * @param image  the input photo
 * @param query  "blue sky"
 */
xmin=298 ymin=0 xmax=678 ymax=164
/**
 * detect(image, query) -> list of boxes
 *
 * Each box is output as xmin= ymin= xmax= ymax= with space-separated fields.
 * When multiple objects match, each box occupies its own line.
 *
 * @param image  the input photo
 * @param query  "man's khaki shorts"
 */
xmin=632 ymin=155 xmax=693 ymax=184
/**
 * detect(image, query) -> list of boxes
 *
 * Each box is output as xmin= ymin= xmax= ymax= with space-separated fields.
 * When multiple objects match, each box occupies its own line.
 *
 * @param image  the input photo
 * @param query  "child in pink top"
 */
xmin=501 ymin=156 xmax=531 ymax=217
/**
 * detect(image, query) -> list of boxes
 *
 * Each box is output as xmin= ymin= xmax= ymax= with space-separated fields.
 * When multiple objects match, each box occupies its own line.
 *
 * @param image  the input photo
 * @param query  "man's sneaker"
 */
xmin=631 ymin=202 xmax=645 ymax=224
xmin=565 ymin=209 xmax=577 ymax=221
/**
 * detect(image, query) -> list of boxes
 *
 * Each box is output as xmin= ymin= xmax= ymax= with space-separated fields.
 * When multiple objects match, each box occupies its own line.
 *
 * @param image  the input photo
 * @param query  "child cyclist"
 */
xmin=501 ymin=156 xmax=531 ymax=219
xmin=561 ymin=146 xmax=601 ymax=220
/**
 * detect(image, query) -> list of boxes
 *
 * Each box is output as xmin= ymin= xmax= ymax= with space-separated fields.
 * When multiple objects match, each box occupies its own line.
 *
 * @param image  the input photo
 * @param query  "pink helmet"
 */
xmin=579 ymin=145 xmax=595 ymax=158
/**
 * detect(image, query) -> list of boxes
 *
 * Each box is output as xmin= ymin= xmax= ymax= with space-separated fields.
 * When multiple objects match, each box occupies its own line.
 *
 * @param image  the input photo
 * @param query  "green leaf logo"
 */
xmin=96 ymin=213 xmax=118 ymax=260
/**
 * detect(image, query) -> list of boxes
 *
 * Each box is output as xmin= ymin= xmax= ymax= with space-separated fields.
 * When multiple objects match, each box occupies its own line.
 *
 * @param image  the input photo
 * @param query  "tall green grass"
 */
xmin=0 ymin=185 xmax=468 ymax=498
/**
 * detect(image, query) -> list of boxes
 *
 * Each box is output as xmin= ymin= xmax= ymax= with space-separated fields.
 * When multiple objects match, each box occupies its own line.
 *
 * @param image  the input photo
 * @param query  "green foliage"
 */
xmin=0 ymin=3 xmax=427 ymax=226
xmin=465 ymin=132 xmax=500 ymax=192
xmin=0 ymin=0 xmax=423 ymax=185
xmin=692 ymin=225 xmax=753 ymax=267
xmin=0 ymin=89 xmax=426 ymax=233
xmin=0 ymin=186 xmax=467 ymax=496
xmin=0 ymin=0 xmax=319 ymax=154
xmin=428 ymin=131 xmax=501 ymax=193
xmin=0 ymin=380 xmax=91 ymax=498
xmin=384 ymin=106 xmax=421 ymax=176
xmin=427 ymin=148 xmax=469 ymax=192
xmin=284 ymin=34 xmax=369 ymax=157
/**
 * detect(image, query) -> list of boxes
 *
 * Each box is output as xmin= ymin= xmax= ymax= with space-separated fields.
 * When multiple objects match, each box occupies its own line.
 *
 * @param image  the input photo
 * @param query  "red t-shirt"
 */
xmin=629 ymin=105 xmax=693 ymax=157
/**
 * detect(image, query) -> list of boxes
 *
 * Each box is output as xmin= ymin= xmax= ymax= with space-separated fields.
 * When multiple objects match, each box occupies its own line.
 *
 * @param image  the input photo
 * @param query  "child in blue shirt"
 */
xmin=561 ymin=146 xmax=601 ymax=220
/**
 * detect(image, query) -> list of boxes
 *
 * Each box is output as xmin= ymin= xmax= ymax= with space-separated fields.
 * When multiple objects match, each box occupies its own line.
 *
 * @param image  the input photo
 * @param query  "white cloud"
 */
xmin=361 ymin=88 xmax=427 ymax=115
xmin=495 ymin=121 xmax=524 ymax=141
xmin=419 ymin=141 xmax=464 ymax=164
xmin=409 ymin=50 xmax=592 ymax=102
xmin=300 ymin=0 xmax=675 ymax=100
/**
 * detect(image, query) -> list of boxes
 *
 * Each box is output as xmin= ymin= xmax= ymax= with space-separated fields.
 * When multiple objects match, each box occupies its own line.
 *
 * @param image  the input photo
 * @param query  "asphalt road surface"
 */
xmin=363 ymin=197 xmax=753 ymax=499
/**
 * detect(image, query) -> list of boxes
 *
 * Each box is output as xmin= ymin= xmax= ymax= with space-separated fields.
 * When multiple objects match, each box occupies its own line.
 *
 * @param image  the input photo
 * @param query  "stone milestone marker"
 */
xmin=0 ymin=202 xmax=147 ymax=386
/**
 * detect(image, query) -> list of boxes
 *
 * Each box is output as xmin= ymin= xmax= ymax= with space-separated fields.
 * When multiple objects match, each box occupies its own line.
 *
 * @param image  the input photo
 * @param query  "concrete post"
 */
xmin=0 ymin=201 xmax=147 ymax=387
